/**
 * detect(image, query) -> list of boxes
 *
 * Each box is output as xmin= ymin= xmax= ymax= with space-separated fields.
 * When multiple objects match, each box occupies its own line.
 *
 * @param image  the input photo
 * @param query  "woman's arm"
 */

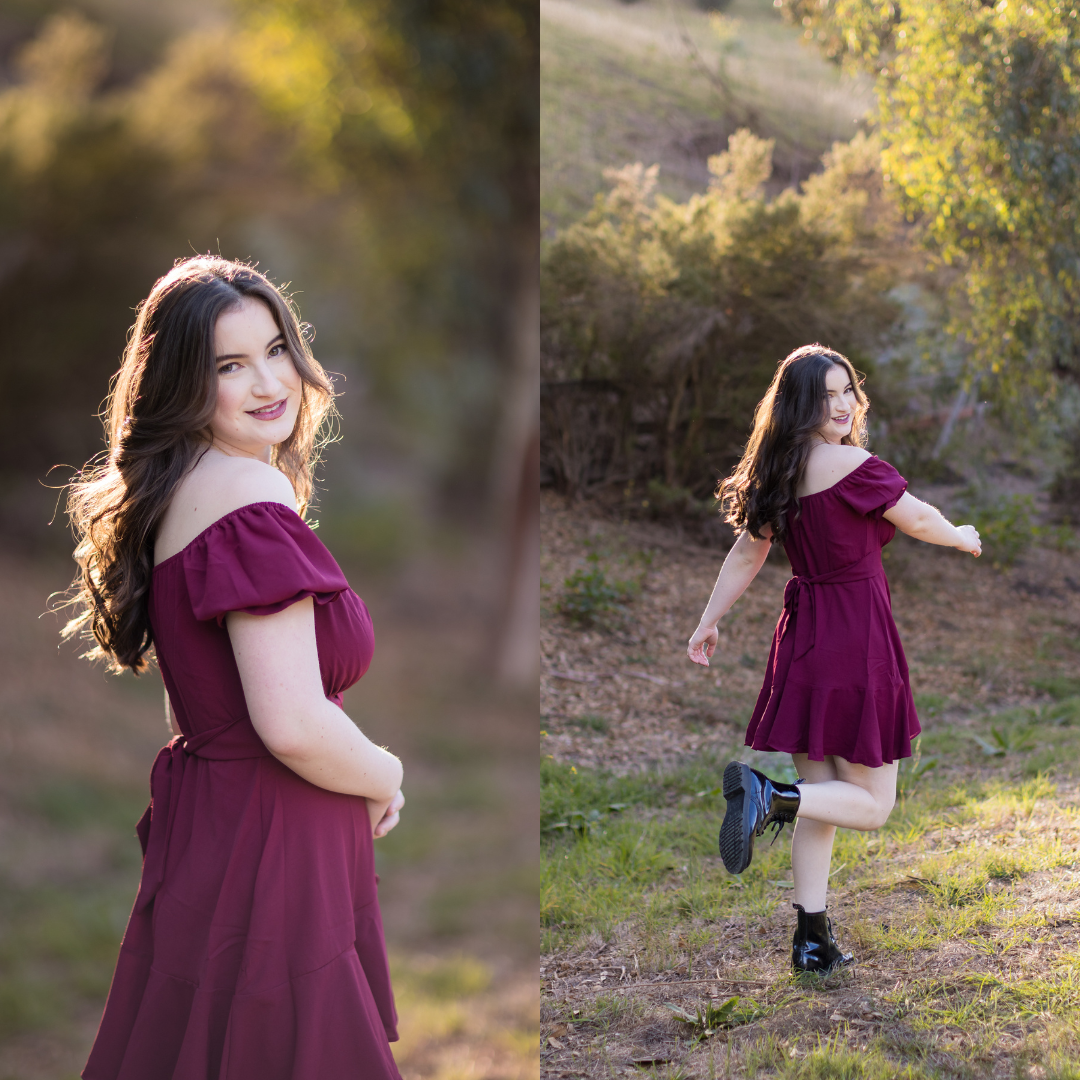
xmin=687 ymin=529 xmax=772 ymax=667
xmin=164 ymin=690 xmax=181 ymax=737
xmin=883 ymin=493 xmax=981 ymax=556
xmin=227 ymin=597 xmax=404 ymax=829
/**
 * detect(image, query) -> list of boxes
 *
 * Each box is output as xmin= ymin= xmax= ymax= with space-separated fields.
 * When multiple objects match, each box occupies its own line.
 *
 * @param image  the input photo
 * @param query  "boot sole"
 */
xmin=718 ymin=761 xmax=754 ymax=874
xmin=792 ymin=954 xmax=856 ymax=977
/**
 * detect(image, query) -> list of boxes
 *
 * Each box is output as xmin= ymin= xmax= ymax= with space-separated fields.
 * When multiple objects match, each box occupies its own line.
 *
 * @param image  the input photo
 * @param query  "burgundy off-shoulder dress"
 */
xmin=83 ymin=502 xmax=401 ymax=1080
xmin=744 ymin=456 xmax=921 ymax=768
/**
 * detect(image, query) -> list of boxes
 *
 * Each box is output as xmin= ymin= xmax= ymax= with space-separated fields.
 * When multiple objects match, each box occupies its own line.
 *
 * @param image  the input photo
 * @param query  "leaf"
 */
xmin=662 ymin=1002 xmax=699 ymax=1023
xmin=972 ymin=734 xmax=1005 ymax=757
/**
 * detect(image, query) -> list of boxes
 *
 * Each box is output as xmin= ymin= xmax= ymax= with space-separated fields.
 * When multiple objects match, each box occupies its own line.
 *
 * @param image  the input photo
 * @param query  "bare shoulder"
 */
xmin=155 ymin=450 xmax=297 ymax=565
xmin=798 ymin=444 xmax=872 ymax=498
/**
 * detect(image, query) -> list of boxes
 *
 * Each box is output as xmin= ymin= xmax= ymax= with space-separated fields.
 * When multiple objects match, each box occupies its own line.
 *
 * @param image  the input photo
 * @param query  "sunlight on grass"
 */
xmin=391 ymin=954 xmax=537 ymax=1080
xmin=543 ymin=734 xmax=1080 ymax=1077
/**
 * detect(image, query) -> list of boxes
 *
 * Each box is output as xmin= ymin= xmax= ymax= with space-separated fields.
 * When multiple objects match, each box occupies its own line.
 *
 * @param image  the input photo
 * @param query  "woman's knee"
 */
xmin=862 ymin=793 xmax=896 ymax=830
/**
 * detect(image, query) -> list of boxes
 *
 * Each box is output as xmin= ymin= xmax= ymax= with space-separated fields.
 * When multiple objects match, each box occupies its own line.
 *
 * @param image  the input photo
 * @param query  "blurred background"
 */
xmin=0 ymin=1 xmax=538 ymax=1077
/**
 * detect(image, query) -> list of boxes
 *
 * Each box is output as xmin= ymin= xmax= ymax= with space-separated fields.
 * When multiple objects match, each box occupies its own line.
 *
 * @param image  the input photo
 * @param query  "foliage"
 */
xmin=544 ymin=802 xmax=628 ymax=837
xmin=956 ymin=488 xmax=1042 ymax=567
xmin=0 ymin=2 xmax=536 ymax=544
xmin=541 ymin=129 xmax=902 ymax=496
xmin=778 ymin=0 xmax=1080 ymax=397
xmin=663 ymin=997 xmax=765 ymax=1039
xmin=556 ymin=554 xmax=639 ymax=627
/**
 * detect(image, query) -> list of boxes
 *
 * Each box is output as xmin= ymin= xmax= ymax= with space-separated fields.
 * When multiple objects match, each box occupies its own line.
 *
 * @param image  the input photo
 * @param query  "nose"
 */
xmin=250 ymin=359 xmax=285 ymax=399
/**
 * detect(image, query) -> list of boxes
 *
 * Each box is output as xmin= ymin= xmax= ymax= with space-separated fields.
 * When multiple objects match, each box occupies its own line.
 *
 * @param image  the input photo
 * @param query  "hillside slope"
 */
xmin=541 ymin=0 xmax=874 ymax=228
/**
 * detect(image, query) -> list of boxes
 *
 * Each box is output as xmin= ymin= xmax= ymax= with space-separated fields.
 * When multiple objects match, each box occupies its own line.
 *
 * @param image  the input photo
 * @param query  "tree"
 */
xmin=778 ymin=0 xmax=1080 ymax=391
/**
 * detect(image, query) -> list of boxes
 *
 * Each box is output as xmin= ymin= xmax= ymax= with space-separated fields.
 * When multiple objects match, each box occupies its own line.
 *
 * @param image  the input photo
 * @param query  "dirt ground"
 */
xmin=540 ymin=489 xmax=1080 ymax=776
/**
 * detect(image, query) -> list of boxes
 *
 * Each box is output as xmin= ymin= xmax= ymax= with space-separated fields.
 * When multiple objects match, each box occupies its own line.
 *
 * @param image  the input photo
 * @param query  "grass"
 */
xmin=542 ymin=735 xmax=1080 ymax=1077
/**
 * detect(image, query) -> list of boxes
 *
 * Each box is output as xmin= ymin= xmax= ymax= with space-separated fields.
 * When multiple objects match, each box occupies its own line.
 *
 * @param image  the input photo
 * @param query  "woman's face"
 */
xmin=818 ymin=363 xmax=857 ymax=444
xmin=209 ymin=297 xmax=302 ymax=462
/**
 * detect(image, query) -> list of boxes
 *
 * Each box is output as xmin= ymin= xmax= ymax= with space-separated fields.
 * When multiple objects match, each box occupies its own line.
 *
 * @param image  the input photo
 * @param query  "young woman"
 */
xmin=687 ymin=345 xmax=980 ymax=976
xmin=64 ymin=257 xmax=406 ymax=1079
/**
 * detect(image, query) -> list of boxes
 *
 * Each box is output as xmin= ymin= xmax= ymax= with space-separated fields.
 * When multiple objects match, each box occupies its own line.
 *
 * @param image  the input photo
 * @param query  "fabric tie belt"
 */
xmin=133 ymin=717 xmax=272 ymax=914
xmin=132 ymin=693 xmax=346 ymax=915
xmin=776 ymin=549 xmax=884 ymax=666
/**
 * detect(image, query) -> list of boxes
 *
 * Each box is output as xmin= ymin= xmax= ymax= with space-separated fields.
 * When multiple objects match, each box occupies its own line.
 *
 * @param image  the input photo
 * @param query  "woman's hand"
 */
xmin=687 ymin=625 xmax=718 ymax=667
xmin=373 ymin=789 xmax=405 ymax=838
xmin=954 ymin=524 xmax=981 ymax=557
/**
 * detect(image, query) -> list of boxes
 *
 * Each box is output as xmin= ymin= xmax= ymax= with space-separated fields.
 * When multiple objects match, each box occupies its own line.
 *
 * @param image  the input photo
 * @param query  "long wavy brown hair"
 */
xmin=61 ymin=257 xmax=337 ymax=674
xmin=718 ymin=344 xmax=868 ymax=544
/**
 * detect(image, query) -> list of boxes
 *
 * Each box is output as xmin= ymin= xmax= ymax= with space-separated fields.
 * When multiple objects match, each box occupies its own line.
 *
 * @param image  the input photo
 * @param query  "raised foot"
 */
xmin=718 ymin=761 xmax=754 ymax=875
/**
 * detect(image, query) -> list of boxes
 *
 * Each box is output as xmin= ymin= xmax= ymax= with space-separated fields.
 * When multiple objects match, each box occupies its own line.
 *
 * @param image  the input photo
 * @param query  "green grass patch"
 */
xmin=24 ymin=776 xmax=146 ymax=833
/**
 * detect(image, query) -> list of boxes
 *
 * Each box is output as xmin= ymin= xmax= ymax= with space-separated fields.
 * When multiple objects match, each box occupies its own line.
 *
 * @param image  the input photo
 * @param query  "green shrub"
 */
xmin=957 ymin=489 xmax=1041 ymax=567
xmin=556 ymin=555 xmax=639 ymax=627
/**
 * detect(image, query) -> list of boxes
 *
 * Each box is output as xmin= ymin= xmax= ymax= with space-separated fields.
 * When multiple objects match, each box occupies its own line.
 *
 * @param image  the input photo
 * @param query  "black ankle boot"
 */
xmin=717 ymin=761 xmax=801 ymax=875
xmin=791 ymin=904 xmax=854 ymax=975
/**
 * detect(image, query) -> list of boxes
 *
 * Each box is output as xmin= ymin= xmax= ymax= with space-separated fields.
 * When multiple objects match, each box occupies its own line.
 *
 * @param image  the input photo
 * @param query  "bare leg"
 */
xmin=793 ymin=757 xmax=898 ymax=831
xmin=789 ymin=755 xmax=838 ymax=912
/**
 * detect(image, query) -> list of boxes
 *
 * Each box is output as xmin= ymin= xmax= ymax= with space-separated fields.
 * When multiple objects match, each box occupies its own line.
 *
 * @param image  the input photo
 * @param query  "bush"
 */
xmin=957 ymin=488 xmax=1041 ymax=567
xmin=541 ymin=130 xmax=903 ymax=496
xmin=556 ymin=555 xmax=639 ymax=627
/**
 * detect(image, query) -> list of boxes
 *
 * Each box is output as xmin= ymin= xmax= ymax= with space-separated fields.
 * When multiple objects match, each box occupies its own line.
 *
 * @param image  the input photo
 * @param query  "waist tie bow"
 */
xmin=775 ymin=549 xmax=884 ymax=667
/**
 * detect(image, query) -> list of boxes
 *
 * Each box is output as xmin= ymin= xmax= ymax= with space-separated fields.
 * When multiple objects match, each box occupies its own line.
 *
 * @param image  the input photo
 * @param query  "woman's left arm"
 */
xmin=228 ymin=598 xmax=405 ymax=836
xmin=883 ymin=493 xmax=981 ymax=555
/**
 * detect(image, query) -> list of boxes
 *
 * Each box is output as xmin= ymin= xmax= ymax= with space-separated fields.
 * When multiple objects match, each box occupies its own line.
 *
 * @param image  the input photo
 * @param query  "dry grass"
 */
xmin=540 ymin=0 xmax=874 ymax=227
xmin=541 ymin=490 xmax=1080 ymax=1079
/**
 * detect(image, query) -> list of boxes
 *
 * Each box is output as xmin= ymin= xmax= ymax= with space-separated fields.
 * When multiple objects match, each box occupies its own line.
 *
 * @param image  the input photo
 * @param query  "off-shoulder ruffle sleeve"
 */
xmin=836 ymin=456 xmax=908 ymax=519
xmin=183 ymin=502 xmax=349 ymax=625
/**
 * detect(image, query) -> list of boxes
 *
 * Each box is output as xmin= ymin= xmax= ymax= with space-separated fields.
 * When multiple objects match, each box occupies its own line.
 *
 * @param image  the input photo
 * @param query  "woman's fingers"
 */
xmin=374 ymin=812 xmax=399 ymax=838
xmin=687 ymin=626 xmax=718 ymax=665
xmin=374 ymin=789 xmax=405 ymax=838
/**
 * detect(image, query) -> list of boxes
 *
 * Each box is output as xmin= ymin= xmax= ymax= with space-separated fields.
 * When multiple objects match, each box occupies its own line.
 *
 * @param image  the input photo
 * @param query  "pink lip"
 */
xmin=247 ymin=398 xmax=288 ymax=421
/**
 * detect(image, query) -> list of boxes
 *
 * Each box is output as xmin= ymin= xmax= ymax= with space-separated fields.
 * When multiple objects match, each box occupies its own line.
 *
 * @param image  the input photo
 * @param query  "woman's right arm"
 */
xmin=687 ymin=529 xmax=772 ymax=667
xmin=227 ymin=597 xmax=403 ymax=816
xmin=883 ymin=493 xmax=981 ymax=556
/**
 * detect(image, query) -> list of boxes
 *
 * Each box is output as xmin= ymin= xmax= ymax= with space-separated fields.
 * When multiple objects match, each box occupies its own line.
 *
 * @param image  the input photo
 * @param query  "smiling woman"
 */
xmin=60 ymin=257 xmax=406 ymax=1080
xmin=685 ymin=343 xmax=982 ymax=981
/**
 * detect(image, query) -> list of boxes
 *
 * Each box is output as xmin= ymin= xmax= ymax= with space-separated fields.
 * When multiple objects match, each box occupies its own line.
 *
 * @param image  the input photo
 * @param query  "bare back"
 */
xmin=796 ymin=443 xmax=871 ymax=499
xmin=154 ymin=447 xmax=297 ymax=566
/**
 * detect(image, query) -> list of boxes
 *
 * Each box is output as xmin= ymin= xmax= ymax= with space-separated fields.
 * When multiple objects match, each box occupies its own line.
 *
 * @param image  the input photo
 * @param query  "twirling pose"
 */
xmin=687 ymin=346 xmax=980 ymax=976
xmin=64 ymin=258 xmax=405 ymax=1078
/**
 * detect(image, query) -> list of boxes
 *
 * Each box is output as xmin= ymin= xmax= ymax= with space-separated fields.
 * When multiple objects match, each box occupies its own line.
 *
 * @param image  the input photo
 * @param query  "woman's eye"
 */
xmin=217 ymin=362 xmax=239 ymax=375
xmin=269 ymin=343 xmax=286 ymax=358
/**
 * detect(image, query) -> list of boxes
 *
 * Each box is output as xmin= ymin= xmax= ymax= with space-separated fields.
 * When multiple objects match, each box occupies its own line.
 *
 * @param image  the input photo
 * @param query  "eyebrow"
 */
xmin=215 ymin=332 xmax=286 ymax=363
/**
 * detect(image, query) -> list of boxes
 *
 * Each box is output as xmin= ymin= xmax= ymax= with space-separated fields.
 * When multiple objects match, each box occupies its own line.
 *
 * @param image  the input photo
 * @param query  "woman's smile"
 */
xmin=247 ymin=398 xmax=289 ymax=421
